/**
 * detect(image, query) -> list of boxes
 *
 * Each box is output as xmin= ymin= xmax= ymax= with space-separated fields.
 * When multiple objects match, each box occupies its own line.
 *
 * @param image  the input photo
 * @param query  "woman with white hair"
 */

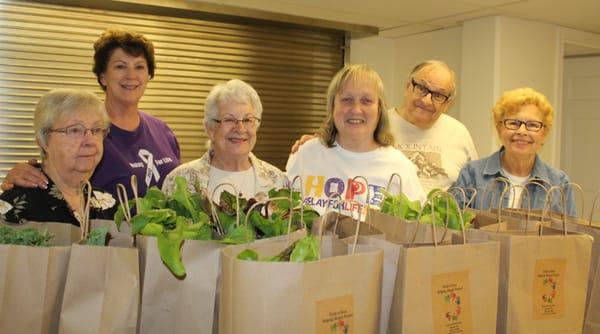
xmin=161 ymin=79 xmax=286 ymax=201
xmin=0 ymin=89 xmax=115 ymax=224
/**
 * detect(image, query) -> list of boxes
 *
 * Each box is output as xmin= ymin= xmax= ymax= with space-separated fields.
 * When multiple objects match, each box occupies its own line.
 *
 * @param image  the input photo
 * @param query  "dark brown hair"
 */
xmin=92 ymin=27 xmax=156 ymax=90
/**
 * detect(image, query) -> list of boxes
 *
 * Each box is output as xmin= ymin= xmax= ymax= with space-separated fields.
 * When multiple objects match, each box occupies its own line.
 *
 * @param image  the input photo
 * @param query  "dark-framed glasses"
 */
xmin=501 ymin=119 xmax=545 ymax=132
xmin=411 ymin=79 xmax=450 ymax=104
xmin=47 ymin=124 xmax=109 ymax=138
xmin=213 ymin=116 xmax=261 ymax=129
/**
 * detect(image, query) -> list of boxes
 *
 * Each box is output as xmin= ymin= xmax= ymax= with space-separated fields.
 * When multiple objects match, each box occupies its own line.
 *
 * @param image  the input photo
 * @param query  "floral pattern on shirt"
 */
xmin=0 ymin=199 xmax=11 ymax=215
xmin=0 ymin=173 xmax=117 ymax=225
xmin=161 ymin=151 xmax=288 ymax=197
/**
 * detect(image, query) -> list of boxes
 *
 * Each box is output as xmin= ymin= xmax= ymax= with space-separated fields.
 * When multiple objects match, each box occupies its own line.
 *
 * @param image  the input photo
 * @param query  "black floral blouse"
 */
xmin=0 ymin=173 xmax=117 ymax=226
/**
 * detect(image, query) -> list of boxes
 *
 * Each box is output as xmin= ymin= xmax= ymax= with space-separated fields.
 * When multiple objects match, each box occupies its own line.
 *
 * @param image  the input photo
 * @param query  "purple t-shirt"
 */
xmin=91 ymin=111 xmax=181 ymax=199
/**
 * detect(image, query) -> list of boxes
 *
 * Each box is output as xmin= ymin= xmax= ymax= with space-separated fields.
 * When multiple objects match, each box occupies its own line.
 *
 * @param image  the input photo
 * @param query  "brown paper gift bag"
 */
xmin=312 ymin=210 xmax=385 ymax=239
xmin=550 ymin=190 xmax=600 ymax=334
xmin=389 ymin=192 xmax=501 ymax=334
xmin=137 ymin=236 xmax=224 ymax=334
xmin=59 ymin=219 xmax=140 ymax=334
xmin=471 ymin=186 xmax=594 ymax=333
xmin=219 ymin=232 xmax=383 ymax=333
xmin=111 ymin=177 xmax=226 ymax=334
xmin=341 ymin=235 xmax=402 ymax=334
xmin=369 ymin=209 xmax=456 ymax=244
xmin=584 ymin=259 xmax=600 ymax=334
xmin=487 ymin=228 xmax=592 ymax=334
xmin=0 ymin=221 xmax=78 ymax=334
xmin=369 ymin=174 xmax=455 ymax=244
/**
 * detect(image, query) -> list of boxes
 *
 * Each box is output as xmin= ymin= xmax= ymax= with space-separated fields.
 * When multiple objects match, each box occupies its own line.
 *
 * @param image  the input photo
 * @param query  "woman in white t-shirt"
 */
xmin=162 ymin=79 xmax=286 ymax=201
xmin=286 ymin=64 xmax=425 ymax=216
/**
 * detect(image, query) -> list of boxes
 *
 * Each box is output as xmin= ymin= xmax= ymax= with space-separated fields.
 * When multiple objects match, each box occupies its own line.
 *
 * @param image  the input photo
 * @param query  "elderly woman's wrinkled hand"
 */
xmin=290 ymin=134 xmax=317 ymax=154
xmin=1 ymin=159 xmax=47 ymax=191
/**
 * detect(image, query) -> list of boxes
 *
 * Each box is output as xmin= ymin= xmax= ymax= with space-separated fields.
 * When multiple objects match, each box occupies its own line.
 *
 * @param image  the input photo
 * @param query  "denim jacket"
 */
xmin=453 ymin=147 xmax=576 ymax=216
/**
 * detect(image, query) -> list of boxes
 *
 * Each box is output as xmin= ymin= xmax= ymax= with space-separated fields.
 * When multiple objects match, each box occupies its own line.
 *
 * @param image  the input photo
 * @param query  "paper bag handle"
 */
xmin=447 ymin=187 xmax=466 ymax=210
xmin=540 ymin=185 xmax=567 ymax=236
xmin=130 ymin=175 xmax=140 ymax=213
xmin=383 ymin=173 xmax=403 ymax=198
xmin=479 ymin=177 xmax=510 ymax=212
xmin=343 ymin=200 xmax=363 ymax=256
xmin=448 ymin=187 xmax=477 ymax=212
xmin=116 ymin=183 xmax=132 ymax=225
xmin=412 ymin=190 xmax=465 ymax=246
xmin=78 ymin=180 xmax=92 ymax=240
xmin=243 ymin=196 xmax=301 ymax=245
xmin=588 ymin=191 xmax=600 ymax=227
xmin=351 ymin=175 xmax=376 ymax=232
xmin=323 ymin=192 xmax=343 ymax=235
xmin=115 ymin=175 xmax=140 ymax=222
xmin=496 ymin=184 xmax=533 ymax=234
xmin=563 ymin=182 xmax=584 ymax=222
xmin=316 ymin=199 xmax=362 ymax=257
xmin=289 ymin=175 xmax=306 ymax=236
xmin=210 ymin=182 xmax=240 ymax=236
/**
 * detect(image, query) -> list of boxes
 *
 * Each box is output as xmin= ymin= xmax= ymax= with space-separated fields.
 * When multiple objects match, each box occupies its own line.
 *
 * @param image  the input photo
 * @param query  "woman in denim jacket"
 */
xmin=453 ymin=87 xmax=576 ymax=216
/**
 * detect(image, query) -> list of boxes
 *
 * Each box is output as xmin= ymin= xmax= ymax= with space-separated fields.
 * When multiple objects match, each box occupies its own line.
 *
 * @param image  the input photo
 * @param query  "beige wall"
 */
xmin=350 ymin=15 xmax=600 ymax=170
xmin=349 ymin=27 xmax=462 ymax=117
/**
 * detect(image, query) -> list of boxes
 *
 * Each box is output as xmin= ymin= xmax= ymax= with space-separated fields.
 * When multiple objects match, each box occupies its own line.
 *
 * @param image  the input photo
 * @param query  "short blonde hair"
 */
xmin=319 ymin=64 xmax=394 ymax=147
xmin=34 ymin=89 xmax=108 ymax=158
xmin=492 ymin=87 xmax=554 ymax=131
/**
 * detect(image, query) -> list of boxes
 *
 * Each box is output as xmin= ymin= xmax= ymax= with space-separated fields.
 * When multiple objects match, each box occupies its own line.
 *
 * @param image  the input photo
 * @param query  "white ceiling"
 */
xmin=201 ymin=0 xmax=600 ymax=55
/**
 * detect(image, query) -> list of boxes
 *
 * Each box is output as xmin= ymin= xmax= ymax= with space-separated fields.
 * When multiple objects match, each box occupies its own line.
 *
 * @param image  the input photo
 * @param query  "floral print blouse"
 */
xmin=161 ymin=151 xmax=288 ymax=198
xmin=0 ymin=172 xmax=116 ymax=226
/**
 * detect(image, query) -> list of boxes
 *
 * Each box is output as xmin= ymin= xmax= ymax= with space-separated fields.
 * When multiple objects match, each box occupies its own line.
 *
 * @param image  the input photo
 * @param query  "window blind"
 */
xmin=0 ymin=0 xmax=345 ymax=182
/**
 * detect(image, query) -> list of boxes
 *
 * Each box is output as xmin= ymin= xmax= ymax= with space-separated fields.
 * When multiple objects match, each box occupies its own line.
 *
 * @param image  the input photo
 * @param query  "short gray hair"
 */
xmin=204 ymin=79 xmax=263 ymax=129
xmin=409 ymin=60 xmax=457 ymax=101
xmin=34 ymin=89 xmax=108 ymax=158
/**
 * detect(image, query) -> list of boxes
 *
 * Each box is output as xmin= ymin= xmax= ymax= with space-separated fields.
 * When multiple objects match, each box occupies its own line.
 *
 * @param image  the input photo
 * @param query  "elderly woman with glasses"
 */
xmin=453 ymin=87 xmax=576 ymax=215
xmin=162 ymin=79 xmax=287 ymax=201
xmin=1 ymin=28 xmax=181 ymax=199
xmin=0 ymin=89 xmax=116 ymax=225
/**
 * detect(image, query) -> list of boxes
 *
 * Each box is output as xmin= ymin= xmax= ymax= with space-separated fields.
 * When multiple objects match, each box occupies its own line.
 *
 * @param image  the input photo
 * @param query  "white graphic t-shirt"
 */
xmin=286 ymin=138 xmax=425 ymax=217
xmin=388 ymin=109 xmax=478 ymax=193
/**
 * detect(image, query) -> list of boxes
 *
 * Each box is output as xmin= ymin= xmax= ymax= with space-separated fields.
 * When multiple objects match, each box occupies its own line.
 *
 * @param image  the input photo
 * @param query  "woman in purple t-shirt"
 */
xmin=1 ymin=28 xmax=181 ymax=198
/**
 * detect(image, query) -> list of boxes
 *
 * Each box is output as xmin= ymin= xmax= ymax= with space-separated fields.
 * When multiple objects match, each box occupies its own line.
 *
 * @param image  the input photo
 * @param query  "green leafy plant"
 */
xmin=114 ymin=176 xmax=319 ymax=277
xmin=379 ymin=190 xmax=421 ymax=221
xmin=236 ymin=234 xmax=319 ymax=263
xmin=83 ymin=226 xmax=110 ymax=246
xmin=0 ymin=225 xmax=53 ymax=246
xmin=379 ymin=189 xmax=475 ymax=230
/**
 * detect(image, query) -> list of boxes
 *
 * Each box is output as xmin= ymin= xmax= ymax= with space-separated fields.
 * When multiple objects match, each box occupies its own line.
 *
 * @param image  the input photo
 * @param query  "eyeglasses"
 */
xmin=47 ymin=124 xmax=109 ymax=138
xmin=411 ymin=79 xmax=450 ymax=104
xmin=501 ymin=119 xmax=545 ymax=132
xmin=212 ymin=116 xmax=261 ymax=129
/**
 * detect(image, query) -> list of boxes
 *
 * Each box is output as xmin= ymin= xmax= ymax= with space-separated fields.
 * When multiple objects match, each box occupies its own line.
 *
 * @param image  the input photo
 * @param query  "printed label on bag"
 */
xmin=431 ymin=270 xmax=473 ymax=334
xmin=316 ymin=294 xmax=354 ymax=334
xmin=532 ymin=258 xmax=566 ymax=319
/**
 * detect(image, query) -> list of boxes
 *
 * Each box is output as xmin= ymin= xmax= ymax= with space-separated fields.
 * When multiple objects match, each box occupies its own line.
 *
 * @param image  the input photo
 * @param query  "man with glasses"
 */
xmin=389 ymin=60 xmax=478 ymax=193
